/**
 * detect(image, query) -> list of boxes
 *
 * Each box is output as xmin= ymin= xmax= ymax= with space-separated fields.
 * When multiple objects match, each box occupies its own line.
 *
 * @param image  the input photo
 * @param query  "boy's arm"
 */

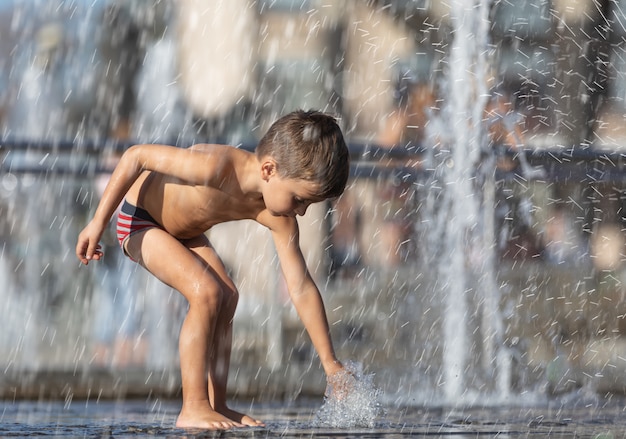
xmin=266 ymin=214 xmax=343 ymax=377
xmin=76 ymin=143 xmax=225 ymax=264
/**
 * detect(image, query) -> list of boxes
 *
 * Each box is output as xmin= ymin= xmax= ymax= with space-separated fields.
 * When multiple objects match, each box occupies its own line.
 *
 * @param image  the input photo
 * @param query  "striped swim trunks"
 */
xmin=117 ymin=201 xmax=162 ymax=257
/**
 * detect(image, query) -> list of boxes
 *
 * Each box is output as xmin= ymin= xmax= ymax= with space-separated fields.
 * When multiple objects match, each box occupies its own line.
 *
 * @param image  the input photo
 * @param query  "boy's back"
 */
xmin=124 ymin=144 xmax=267 ymax=238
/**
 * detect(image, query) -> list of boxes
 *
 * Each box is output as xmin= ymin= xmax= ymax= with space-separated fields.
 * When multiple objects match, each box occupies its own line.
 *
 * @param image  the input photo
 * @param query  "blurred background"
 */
xmin=2 ymin=0 xmax=626 ymax=406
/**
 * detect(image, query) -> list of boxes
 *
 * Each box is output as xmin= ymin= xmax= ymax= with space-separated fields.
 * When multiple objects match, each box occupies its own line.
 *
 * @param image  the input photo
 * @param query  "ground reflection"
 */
xmin=1 ymin=398 xmax=625 ymax=438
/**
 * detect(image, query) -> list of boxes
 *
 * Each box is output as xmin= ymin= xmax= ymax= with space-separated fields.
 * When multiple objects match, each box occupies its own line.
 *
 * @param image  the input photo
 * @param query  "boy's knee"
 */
xmin=185 ymin=278 xmax=238 ymax=315
xmin=188 ymin=283 xmax=223 ymax=309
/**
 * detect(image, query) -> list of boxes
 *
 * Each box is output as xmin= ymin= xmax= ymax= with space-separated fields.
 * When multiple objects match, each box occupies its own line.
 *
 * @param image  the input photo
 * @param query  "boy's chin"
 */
xmin=274 ymin=212 xmax=295 ymax=218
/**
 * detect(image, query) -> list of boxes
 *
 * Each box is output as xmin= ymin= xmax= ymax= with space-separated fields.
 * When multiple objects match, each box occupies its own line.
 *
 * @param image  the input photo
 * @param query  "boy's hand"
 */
xmin=76 ymin=222 xmax=104 ymax=265
xmin=325 ymin=367 xmax=357 ymax=400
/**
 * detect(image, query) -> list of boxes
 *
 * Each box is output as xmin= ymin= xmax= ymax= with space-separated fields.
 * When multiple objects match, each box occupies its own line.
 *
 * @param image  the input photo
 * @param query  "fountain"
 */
xmin=421 ymin=0 xmax=517 ymax=403
xmin=2 ymin=0 xmax=626 ymax=424
xmin=435 ymin=0 xmax=503 ymax=402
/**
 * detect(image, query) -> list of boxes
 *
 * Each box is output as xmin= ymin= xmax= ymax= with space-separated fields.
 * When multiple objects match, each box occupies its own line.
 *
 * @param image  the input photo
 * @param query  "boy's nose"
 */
xmin=295 ymin=205 xmax=308 ymax=216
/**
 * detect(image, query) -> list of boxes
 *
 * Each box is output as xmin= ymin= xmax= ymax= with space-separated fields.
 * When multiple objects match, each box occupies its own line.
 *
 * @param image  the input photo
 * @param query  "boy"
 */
xmin=76 ymin=110 xmax=350 ymax=430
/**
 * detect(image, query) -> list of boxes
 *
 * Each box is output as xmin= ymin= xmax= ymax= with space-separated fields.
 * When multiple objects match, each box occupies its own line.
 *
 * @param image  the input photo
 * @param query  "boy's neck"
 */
xmin=238 ymin=153 xmax=264 ymax=199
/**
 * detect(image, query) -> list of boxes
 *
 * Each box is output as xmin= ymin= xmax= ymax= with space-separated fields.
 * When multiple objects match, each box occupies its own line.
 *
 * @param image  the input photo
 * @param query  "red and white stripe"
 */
xmin=116 ymin=212 xmax=158 ymax=247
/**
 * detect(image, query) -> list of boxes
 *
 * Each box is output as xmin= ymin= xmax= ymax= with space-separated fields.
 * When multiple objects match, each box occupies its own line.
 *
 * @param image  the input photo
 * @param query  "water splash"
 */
xmin=314 ymin=361 xmax=382 ymax=428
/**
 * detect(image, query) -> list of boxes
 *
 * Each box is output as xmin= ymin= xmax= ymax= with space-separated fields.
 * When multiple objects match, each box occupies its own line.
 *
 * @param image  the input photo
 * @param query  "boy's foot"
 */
xmin=176 ymin=401 xmax=245 ymax=430
xmin=219 ymin=406 xmax=265 ymax=427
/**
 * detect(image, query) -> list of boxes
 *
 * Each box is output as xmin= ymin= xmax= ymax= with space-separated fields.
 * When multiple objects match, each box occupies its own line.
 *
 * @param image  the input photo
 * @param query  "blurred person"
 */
xmin=177 ymin=0 xmax=257 ymax=143
xmin=589 ymin=222 xmax=626 ymax=337
xmin=328 ymin=187 xmax=362 ymax=274
xmin=484 ymin=89 xmax=552 ymax=262
xmin=541 ymin=204 xmax=584 ymax=265
xmin=91 ymin=154 xmax=147 ymax=368
xmin=485 ymin=90 xmax=545 ymax=178
xmin=76 ymin=110 xmax=352 ymax=430
xmin=340 ymin=78 xmax=436 ymax=269
xmin=5 ymin=23 xmax=68 ymax=139
xmin=378 ymin=80 xmax=437 ymax=148
xmin=91 ymin=233 xmax=146 ymax=367
xmin=96 ymin=3 xmax=144 ymax=140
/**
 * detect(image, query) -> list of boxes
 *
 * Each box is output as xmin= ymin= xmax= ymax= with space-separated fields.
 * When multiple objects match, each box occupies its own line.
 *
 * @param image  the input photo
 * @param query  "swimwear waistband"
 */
xmin=120 ymin=200 xmax=160 ymax=225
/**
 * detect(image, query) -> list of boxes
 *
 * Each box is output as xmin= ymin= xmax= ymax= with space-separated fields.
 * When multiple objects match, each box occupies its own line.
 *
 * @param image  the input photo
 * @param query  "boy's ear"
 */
xmin=261 ymin=159 xmax=277 ymax=181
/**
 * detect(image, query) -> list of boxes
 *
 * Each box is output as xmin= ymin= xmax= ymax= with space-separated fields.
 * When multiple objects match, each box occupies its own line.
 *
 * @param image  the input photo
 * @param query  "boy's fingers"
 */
xmin=92 ymin=248 xmax=104 ymax=260
xmin=76 ymin=241 xmax=88 ymax=263
xmin=76 ymin=239 xmax=100 ymax=265
xmin=86 ymin=242 xmax=99 ymax=260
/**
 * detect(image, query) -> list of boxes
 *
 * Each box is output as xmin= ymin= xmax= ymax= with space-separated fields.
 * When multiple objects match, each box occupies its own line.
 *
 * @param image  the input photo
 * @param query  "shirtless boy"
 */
xmin=76 ymin=110 xmax=350 ymax=430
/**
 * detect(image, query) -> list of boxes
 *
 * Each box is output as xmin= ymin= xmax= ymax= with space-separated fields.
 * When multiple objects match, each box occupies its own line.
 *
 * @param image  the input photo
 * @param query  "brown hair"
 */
xmin=256 ymin=110 xmax=350 ymax=199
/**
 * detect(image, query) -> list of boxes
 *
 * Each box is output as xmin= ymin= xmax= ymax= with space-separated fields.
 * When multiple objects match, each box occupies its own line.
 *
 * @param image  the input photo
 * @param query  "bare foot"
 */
xmin=218 ymin=406 xmax=265 ymax=427
xmin=176 ymin=401 xmax=245 ymax=430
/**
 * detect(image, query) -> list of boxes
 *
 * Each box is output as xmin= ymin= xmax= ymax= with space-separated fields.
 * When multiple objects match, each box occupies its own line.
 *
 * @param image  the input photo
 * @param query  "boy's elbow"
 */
xmin=126 ymin=144 xmax=144 ymax=160
xmin=123 ymin=145 xmax=148 ymax=172
xmin=287 ymin=283 xmax=305 ymax=300
xmin=288 ymin=279 xmax=319 ymax=302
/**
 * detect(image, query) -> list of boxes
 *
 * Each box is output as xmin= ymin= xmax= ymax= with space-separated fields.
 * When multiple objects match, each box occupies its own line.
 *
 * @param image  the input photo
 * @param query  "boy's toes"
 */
xmin=241 ymin=415 xmax=265 ymax=427
xmin=210 ymin=421 xmax=235 ymax=430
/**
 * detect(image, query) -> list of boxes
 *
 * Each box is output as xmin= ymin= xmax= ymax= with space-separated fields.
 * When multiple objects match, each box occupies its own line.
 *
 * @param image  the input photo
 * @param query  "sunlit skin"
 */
xmin=76 ymin=143 xmax=345 ymax=430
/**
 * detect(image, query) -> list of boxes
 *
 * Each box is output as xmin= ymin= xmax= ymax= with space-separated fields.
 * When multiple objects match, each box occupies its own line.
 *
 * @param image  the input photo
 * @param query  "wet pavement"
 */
xmin=1 ymin=397 xmax=625 ymax=438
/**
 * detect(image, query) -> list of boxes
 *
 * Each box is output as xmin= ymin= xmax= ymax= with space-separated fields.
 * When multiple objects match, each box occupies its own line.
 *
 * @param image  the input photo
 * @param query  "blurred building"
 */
xmin=0 ymin=0 xmax=621 ymax=148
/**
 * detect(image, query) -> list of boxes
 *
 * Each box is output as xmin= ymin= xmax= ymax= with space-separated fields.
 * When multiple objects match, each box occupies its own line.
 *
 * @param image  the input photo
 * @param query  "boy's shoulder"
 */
xmin=188 ymin=143 xmax=238 ymax=155
xmin=183 ymin=143 xmax=257 ymax=191
xmin=188 ymin=143 xmax=251 ymax=170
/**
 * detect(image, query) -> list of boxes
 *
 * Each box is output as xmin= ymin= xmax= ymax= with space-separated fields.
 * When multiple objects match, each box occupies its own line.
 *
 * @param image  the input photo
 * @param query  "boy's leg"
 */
xmin=183 ymin=234 xmax=264 ymax=427
xmin=123 ymin=228 xmax=242 ymax=430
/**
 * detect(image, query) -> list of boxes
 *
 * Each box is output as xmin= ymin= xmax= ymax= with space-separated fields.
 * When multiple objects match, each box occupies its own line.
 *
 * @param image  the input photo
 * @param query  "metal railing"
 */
xmin=2 ymin=138 xmax=626 ymax=183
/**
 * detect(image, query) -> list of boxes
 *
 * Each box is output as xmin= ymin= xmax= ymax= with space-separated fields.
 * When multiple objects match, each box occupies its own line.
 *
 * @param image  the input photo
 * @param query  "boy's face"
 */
xmin=263 ymin=173 xmax=323 ymax=217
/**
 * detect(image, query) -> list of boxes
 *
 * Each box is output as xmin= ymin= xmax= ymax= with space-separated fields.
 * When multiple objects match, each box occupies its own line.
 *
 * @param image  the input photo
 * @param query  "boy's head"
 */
xmin=256 ymin=110 xmax=350 ymax=199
